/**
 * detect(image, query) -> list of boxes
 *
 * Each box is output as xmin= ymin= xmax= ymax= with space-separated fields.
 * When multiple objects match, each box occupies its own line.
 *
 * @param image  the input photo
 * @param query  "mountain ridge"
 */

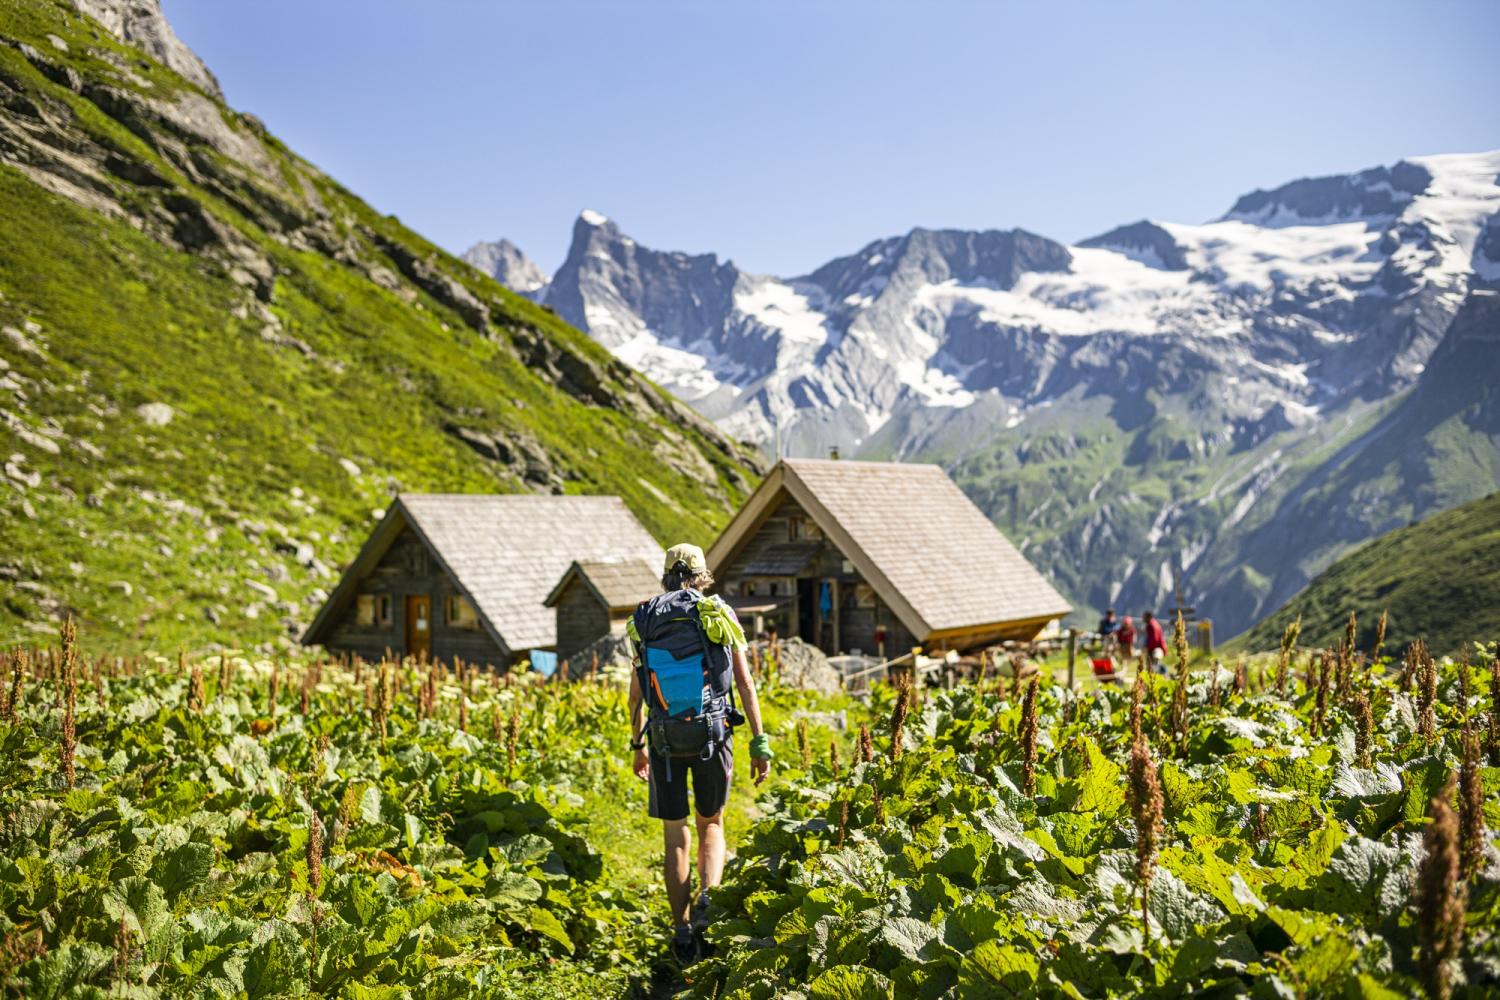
xmin=465 ymin=150 xmax=1500 ymax=637
xmin=1230 ymin=486 xmax=1500 ymax=657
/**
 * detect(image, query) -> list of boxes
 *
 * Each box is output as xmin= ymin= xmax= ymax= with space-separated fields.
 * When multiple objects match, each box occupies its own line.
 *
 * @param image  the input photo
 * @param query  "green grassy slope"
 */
xmin=1231 ymin=490 xmax=1500 ymax=656
xmin=0 ymin=0 xmax=761 ymax=653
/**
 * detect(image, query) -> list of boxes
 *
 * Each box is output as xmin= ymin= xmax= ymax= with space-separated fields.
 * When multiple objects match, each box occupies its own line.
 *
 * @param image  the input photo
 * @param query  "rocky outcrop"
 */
xmin=67 ymin=0 xmax=222 ymax=99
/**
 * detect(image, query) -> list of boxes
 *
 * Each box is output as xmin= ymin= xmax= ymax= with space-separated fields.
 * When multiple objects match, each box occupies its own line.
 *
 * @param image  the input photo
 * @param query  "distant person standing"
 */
xmin=1142 ymin=611 xmax=1167 ymax=672
xmin=1097 ymin=608 xmax=1119 ymax=657
xmin=1116 ymin=615 xmax=1136 ymax=658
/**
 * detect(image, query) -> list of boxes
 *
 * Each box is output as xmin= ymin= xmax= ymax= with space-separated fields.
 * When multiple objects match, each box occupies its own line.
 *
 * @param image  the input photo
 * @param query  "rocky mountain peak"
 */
xmin=68 ymin=0 xmax=221 ymax=99
xmin=462 ymin=238 xmax=547 ymax=297
xmin=1077 ymin=220 xmax=1189 ymax=270
xmin=1222 ymin=159 xmax=1433 ymax=226
xmin=546 ymin=213 xmax=741 ymax=351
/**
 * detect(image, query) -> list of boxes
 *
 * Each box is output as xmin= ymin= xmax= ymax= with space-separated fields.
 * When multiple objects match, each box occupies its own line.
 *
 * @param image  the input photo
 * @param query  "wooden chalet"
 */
xmin=708 ymin=459 xmax=1071 ymax=656
xmin=302 ymin=494 xmax=661 ymax=668
xmin=544 ymin=558 xmax=661 ymax=664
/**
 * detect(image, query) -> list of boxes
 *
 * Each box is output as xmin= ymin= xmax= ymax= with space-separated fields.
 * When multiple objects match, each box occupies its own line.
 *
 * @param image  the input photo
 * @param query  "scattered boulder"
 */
xmin=758 ymin=637 xmax=842 ymax=695
xmin=338 ymin=457 xmax=362 ymax=477
xmin=135 ymin=402 xmax=174 ymax=426
xmin=563 ymin=631 xmax=636 ymax=681
xmin=3 ymin=326 xmax=46 ymax=358
xmin=109 ymin=580 xmax=133 ymax=596
xmin=5 ymin=455 xmax=41 ymax=489
xmin=246 ymin=579 xmax=277 ymax=601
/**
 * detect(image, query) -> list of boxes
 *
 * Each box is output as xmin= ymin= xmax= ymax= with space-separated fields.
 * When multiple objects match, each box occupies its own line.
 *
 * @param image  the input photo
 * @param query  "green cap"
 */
xmin=664 ymin=543 xmax=707 ymax=574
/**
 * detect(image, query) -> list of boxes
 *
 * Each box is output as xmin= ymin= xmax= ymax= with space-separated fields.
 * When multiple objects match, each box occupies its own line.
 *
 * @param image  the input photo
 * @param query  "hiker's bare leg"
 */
xmin=696 ymin=810 xmax=725 ymax=892
xmin=663 ymin=818 xmax=693 ymax=927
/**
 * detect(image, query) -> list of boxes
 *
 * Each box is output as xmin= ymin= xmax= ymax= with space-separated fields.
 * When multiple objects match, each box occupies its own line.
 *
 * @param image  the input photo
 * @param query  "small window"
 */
xmin=745 ymin=581 xmax=757 ymax=596
xmin=355 ymin=594 xmax=375 ymax=627
xmin=788 ymin=516 xmax=821 ymax=541
xmin=375 ymin=594 xmax=392 ymax=625
xmin=446 ymin=594 xmax=478 ymax=628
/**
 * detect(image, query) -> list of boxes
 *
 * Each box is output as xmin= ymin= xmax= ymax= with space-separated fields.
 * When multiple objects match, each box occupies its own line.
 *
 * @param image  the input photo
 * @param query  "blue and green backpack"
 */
xmin=632 ymin=589 xmax=742 ymax=762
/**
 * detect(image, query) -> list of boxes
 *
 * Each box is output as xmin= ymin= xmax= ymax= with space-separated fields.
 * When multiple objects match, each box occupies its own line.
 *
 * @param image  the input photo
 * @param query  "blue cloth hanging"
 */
xmin=529 ymin=650 xmax=558 ymax=677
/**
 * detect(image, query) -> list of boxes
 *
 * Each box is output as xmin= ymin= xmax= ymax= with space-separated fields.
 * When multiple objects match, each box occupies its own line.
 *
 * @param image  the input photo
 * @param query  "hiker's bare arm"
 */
xmin=627 ymin=671 xmax=649 ymax=781
xmin=733 ymin=648 xmax=770 ymax=784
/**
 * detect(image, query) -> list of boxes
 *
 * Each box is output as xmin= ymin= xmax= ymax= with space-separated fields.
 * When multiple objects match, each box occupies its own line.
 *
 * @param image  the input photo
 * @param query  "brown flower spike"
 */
xmin=1275 ymin=615 xmax=1300 ymax=698
xmin=1459 ymin=727 xmax=1486 ymax=881
xmin=889 ymin=682 xmax=910 ymax=762
xmin=1414 ymin=779 xmax=1466 ymax=1000
xmin=1127 ymin=734 xmax=1165 ymax=934
xmin=1020 ymin=677 xmax=1039 ymax=796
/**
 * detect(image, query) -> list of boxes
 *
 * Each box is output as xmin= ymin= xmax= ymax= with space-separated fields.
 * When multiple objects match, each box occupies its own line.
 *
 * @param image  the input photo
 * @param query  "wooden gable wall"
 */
xmin=716 ymin=494 xmax=918 ymax=657
xmin=320 ymin=525 xmax=511 ymax=669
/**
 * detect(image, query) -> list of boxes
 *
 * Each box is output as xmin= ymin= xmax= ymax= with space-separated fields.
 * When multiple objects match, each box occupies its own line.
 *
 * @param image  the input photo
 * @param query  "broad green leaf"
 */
xmin=958 ymin=939 xmax=1039 ymax=991
xmin=525 ymin=905 xmax=574 ymax=952
xmin=879 ymin=915 xmax=941 ymax=961
xmin=402 ymin=812 xmax=423 ymax=850
xmin=807 ymin=966 xmax=893 ymax=1000
xmin=155 ymin=841 xmax=214 ymax=906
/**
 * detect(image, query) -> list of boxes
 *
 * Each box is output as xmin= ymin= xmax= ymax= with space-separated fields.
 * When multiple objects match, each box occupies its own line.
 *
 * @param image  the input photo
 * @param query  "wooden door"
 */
xmin=405 ymin=595 xmax=432 ymax=660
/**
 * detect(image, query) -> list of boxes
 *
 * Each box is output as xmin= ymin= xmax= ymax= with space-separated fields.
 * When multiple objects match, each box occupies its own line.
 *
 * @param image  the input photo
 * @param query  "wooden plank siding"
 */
xmin=552 ymin=578 xmax=613 ymax=665
xmin=717 ymin=495 xmax=919 ymax=657
xmin=319 ymin=526 xmax=510 ymax=669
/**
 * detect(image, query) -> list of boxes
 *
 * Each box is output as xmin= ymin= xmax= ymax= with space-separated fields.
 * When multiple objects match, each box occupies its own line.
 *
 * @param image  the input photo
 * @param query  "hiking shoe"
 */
xmin=691 ymin=891 xmax=713 ymax=957
xmin=672 ymin=925 xmax=698 ymax=966
xmin=691 ymin=891 xmax=711 ymax=934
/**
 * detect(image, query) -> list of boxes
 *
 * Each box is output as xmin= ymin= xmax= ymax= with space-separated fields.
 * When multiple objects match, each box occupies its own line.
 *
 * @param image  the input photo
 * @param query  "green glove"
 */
xmin=749 ymin=733 xmax=774 ymax=761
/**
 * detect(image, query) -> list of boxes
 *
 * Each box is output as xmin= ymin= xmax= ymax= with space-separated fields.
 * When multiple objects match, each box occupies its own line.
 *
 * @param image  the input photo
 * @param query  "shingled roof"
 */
xmin=544 ymin=558 xmax=662 ymax=612
xmin=303 ymin=494 xmax=662 ymax=653
xmin=707 ymin=460 xmax=1071 ymax=640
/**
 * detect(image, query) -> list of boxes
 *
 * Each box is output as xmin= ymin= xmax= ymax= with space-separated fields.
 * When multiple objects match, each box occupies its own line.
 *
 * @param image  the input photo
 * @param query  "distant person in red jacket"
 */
xmin=1116 ymin=615 xmax=1136 ymax=656
xmin=1142 ymin=611 xmax=1167 ymax=672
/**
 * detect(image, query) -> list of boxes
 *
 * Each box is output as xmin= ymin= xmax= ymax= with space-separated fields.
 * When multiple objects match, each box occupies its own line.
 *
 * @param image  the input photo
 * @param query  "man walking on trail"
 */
xmin=1142 ymin=611 xmax=1167 ymax=672
xmin=628 ymin=543 xmax=772 ymax=966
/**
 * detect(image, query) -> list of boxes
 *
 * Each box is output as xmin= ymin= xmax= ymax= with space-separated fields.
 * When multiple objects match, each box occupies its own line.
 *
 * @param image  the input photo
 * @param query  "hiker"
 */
xmin=1142 ymin=611 xmax=1167 ymax=672
xmin=1116 ymin=615 xmax=1136 ymax=658
xmin=627 ymin=543 xmax=772 ymax=966
xmin=1097 ymin=607 xmax=1119 ymax=657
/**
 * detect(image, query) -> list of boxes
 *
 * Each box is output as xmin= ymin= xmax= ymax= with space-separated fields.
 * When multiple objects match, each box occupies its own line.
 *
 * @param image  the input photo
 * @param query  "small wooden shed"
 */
xmin=543 ymin=558 xmax=661 ymax=664
xmin=302 ymin=494 xmax=661 ymax=668
xmin=708 ymin=459 xmax=1071 ymax=656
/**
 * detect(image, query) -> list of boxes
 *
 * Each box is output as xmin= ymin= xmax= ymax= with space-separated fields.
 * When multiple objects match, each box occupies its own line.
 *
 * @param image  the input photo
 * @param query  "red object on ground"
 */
xmin=1091 ymin=658 xmax=1115 ymax=676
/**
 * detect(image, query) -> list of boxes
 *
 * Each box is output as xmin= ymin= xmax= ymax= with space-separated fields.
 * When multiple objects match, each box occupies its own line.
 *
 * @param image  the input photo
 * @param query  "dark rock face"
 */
xmin=1224 ymin=161 xmax=1432 ymax=224
xmin=545 ymin=212 xmax=741 ymax=350
xmin=1078 ymin=221 xmax=1189 ymax=270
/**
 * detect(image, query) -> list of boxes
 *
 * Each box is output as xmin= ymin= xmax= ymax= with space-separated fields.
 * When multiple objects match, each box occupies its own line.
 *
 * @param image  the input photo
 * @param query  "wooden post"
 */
xmin=1066 ymin=629 xmax=1078 ymax=690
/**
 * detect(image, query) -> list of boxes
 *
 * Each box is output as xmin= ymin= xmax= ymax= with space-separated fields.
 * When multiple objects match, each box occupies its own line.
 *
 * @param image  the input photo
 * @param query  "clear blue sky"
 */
xmin=163 ymin=0 xmax=1498 ymax=277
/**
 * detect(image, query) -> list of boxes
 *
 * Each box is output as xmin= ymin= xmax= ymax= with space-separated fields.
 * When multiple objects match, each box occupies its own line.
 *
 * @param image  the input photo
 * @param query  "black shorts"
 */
xmin=648 ymin=735 xmax=733 ymax=821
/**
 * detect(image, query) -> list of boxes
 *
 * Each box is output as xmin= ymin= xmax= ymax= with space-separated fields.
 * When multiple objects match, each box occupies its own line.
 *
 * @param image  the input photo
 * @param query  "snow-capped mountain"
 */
xmin=465 ymin=151 xmax=1500 ymax=635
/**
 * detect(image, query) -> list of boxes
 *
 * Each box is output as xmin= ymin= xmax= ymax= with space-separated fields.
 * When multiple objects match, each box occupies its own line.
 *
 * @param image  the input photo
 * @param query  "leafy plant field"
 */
xmin=3 ymin=620 xmax=1498 ymax=998
xmin=691 ymin=628 xmax=1500 ymax=999
xmin=0 ymin=625 xmax=838 ymax=998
